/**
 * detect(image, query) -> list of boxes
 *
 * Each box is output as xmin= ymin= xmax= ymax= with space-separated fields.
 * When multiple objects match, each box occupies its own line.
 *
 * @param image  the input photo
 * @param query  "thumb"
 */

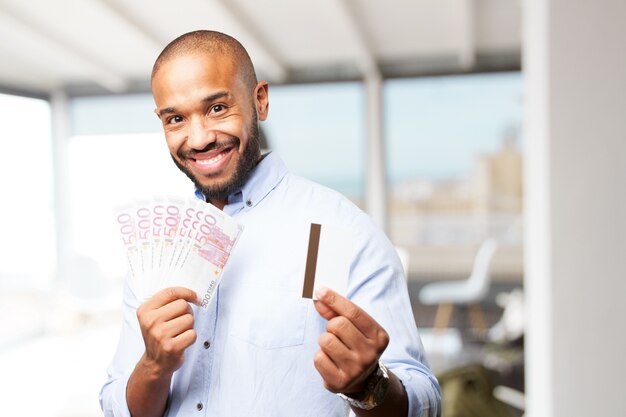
xmin=313 ymin=287 xmax=339 ymax=320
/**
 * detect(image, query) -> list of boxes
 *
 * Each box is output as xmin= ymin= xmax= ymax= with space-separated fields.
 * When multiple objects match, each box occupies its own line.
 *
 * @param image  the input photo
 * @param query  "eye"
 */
xmin=167 ymin=115 xmax=183 ymax=124
xmin=209 ymin=104 xmax=226 ymax=114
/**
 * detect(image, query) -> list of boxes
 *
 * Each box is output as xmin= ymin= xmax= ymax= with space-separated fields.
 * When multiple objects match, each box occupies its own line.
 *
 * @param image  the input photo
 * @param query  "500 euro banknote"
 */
xmin=114 ymin=197 xmax=243 ymax=309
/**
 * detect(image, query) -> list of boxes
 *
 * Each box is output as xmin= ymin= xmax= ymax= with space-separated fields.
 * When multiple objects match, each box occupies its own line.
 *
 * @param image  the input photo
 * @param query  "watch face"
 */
xmin=372 ymin=375 xmax=391 ymax=405
xmin=337 ymin=361 xmax=391 ymax=410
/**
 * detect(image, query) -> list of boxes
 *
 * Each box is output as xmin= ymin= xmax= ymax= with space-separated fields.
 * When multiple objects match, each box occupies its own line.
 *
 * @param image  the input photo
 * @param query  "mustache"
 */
xmin=178 ymin=136 xmax=240 ymax=159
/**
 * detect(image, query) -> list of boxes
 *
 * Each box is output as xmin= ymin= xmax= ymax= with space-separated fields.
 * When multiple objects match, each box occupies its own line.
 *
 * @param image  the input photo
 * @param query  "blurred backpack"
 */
xmin=438 ymin=364 xmax=515 ymax=417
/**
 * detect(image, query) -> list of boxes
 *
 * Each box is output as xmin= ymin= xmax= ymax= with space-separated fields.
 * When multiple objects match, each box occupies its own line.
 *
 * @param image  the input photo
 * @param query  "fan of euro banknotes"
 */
xmin=114 ymin=197 xmax=243 ymax=309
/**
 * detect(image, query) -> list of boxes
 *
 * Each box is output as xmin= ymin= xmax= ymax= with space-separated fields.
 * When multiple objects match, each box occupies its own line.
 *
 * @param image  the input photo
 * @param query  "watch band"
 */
xmin=337 ymin=360 xmax=391 ymax=410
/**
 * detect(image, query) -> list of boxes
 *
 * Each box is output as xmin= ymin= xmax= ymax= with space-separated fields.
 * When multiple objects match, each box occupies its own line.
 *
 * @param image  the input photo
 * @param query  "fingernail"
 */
xmin=314 ymin=286 xmax=328 ymax=300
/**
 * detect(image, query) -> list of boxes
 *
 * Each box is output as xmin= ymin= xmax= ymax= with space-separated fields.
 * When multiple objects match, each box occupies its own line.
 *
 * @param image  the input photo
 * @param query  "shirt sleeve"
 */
xmin=99 ymin=280 xmax=145 ymax=417
xmin=347 ymin=212 xmax=442 ymax=417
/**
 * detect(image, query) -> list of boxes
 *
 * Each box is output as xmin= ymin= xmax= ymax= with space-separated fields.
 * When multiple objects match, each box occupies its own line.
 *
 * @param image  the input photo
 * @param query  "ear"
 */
xmin=254 ymin=81 xmax=269 ymax=121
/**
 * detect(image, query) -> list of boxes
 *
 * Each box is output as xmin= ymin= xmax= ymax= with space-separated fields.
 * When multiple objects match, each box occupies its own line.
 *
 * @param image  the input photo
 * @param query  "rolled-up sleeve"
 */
xmin=393 ymin=366 xmax=441 ymax=417
xmin=100 ymin=281 xmax=144 ymax=417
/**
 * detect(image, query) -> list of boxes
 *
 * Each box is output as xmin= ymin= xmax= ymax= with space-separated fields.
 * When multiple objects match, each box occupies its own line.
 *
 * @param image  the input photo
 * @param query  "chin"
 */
xmin=195 ymin=166 xmax=234 ymax=184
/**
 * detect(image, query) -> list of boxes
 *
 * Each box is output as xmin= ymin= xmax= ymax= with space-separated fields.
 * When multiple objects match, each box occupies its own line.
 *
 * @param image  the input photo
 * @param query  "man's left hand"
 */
xmin=313 ymin=286 xmax=390 ymax=395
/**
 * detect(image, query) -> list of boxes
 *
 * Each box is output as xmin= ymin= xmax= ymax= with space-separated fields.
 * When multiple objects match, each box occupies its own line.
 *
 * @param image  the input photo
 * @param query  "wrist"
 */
xmin=137 ymin=353 xmax=174 ymax=381
xmin=127 ymin=354 xmax=173 ymax=417
xmin=338 ymin=361 xmax=391 ymax=410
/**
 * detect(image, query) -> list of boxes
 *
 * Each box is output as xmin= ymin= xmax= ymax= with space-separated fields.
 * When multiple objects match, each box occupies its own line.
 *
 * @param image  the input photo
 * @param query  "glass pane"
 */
xmin=385 ymin=72 xmax=523 ymax=279
xmin=262 ymin=82 xmax=365 ymax=205
xmin=0 ymin=93 xmax=53 ymax=353
xmin=70 ymin=93 xmax=161 ymax=135
xmin=0 ymin=93 xmax=54 ymax=289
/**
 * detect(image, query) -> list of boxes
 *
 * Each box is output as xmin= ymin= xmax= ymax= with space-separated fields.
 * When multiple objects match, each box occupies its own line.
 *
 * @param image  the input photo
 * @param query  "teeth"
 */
xmin=196 ymin=151 xmax=226 ymax=166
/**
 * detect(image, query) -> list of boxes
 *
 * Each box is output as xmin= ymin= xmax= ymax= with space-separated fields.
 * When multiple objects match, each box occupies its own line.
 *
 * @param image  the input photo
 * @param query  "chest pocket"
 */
xmin=227 ymin=285 xmax=309 ymax=349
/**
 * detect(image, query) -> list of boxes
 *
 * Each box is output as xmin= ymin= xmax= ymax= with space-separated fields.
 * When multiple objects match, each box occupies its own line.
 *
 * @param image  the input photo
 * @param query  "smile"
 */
xmin=189 ymin=147 xmax=235 ymax=174
xmin=196 ymin=151 xmax=227 ymax=165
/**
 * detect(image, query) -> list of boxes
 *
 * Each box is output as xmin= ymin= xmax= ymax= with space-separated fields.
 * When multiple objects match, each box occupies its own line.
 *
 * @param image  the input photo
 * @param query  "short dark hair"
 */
xmin=151 ymin=30 xmax=258 ymax=91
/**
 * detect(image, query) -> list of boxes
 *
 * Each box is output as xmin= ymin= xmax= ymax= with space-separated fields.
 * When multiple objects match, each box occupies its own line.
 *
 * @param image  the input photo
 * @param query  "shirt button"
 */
xmin=196 ymin=403 xmax=203 ymax=411
xmin=245 ymin=199 xmax=253 ymax=207
xmin=203 ymin=340 xmax=210 ymax=349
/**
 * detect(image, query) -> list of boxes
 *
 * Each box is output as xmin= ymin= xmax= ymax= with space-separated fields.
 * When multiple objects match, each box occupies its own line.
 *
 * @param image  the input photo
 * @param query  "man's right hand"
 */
xmin=127 ymin=287 xmax=198 ymax=417
xmin=137 ymin=286 xmax=199 ymax=376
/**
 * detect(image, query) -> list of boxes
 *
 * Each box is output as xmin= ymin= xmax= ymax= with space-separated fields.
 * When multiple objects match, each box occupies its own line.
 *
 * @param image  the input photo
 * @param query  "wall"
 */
xmin=524 ymin=1 xmax=626 ymax=416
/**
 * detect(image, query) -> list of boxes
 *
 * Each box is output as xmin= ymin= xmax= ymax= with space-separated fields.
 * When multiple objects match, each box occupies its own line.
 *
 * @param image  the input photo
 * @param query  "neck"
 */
xmin=210 ymin=199 xmax=227 ymax=211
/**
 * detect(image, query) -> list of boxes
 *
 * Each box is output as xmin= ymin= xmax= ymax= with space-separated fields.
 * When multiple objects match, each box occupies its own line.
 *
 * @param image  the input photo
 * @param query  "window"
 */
xmin=385 ymin=72 xmax=523 ymax=278
xmin=0 ymin=93 xmax=54 ymax=290
xmin=263 ymin=82 xmax=365 ymax=205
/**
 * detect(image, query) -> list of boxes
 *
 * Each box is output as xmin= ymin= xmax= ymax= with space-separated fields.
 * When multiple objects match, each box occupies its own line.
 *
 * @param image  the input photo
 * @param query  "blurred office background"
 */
xmin=0 ymin=1 xmax=624 ymax=416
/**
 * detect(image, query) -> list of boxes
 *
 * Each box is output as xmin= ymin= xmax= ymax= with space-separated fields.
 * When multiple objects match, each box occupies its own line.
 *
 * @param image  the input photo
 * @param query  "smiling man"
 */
xmin=153 ymin=46 xmax=263 ymax=210
xmin=100 ymin=30 xmax=440 ymax=417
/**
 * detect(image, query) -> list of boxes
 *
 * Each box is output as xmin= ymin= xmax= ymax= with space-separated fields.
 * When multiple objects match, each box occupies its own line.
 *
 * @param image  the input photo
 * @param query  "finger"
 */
xmin=318 ymin=332 xmax=352 ymax=365
xmin=313 ymin=299 xmax=339 ymax=321
xmin=325 ymin=316 xmax=365 ymax=350
xmin=171 ymin=328 xmax=197 ymax=351
xmin=314 ymin=287 xmax=377 ymax=336
xmin=156 ymin=298 xmax=194 ymax=322
xmin=160 ymin=312 xmax=195 ymax=339
xmin=146 ymin=287 xmax=198 ymax=309
xmin=313 ymin=350 xmax=343 ymax=392
xmin=318 ymin=330 xmax=378 ymax=393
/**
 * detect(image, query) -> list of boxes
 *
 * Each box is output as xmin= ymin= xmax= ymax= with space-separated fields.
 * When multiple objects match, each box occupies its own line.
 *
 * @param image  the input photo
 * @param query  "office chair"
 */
xmin=418 ymin=239 xmax=498 ymax=334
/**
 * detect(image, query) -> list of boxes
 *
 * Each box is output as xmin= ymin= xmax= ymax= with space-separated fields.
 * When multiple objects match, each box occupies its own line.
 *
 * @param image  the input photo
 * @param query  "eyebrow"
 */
xmin=157 ymin=91 xmax=230 ymax=117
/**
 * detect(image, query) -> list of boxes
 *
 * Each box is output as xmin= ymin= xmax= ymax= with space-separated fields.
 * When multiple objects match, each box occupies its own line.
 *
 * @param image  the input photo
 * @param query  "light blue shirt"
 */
xmin=100 ymin=152 xmax=441 ymax=417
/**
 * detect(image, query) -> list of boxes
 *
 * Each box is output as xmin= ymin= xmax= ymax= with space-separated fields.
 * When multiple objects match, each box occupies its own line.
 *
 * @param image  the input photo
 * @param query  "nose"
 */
xmin=187 ymin=116 xmax=217 ymax=150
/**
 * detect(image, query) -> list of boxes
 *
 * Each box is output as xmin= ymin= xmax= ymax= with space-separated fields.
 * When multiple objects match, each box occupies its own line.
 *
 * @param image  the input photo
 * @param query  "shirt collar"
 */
xmin=195 ymin=151 xmax=287 ymax=214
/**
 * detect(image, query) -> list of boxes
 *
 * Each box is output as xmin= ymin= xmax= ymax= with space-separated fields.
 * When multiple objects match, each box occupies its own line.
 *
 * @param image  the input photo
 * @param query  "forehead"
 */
xmin=151 ymin=52 xmax=244 ymax=106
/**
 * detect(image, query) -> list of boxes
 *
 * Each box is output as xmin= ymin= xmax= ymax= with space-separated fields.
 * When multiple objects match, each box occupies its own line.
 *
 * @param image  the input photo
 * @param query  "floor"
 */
xmin=0 ymin=318 xmax=121 ymax=417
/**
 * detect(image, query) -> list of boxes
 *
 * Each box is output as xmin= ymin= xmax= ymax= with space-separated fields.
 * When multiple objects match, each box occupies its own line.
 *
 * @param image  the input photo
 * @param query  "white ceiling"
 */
xmin=0 ymin=0 xmax=521 ymax=97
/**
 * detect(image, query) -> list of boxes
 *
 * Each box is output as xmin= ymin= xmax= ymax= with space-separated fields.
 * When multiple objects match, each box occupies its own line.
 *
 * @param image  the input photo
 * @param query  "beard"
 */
xmin=172 ymin=118 xmax=261 ymax=203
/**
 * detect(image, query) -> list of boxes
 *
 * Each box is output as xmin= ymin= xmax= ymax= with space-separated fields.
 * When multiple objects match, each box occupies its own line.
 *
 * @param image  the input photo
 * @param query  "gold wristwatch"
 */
xmin=337 ymin=361 xmax=391 ymax=410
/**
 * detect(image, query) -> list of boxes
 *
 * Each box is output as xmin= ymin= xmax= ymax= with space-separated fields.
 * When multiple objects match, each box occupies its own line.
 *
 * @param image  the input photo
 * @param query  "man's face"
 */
xmin=151 ymin=52 xmax=268 ymax=204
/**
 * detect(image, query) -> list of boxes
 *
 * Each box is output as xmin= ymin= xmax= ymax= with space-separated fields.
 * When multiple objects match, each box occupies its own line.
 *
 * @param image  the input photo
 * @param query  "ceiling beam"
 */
xmin=331 ymin=0 xmax=380 ymax=78
xmin=0 ymin=3 xmax=127 ymax=93
xmin=0 ymin=83 xmax=49 ymax=100
xmin=212 ymin=0 xmax=288 ymax=82
xmin=96 ymin=0 xmax=167 ymax=49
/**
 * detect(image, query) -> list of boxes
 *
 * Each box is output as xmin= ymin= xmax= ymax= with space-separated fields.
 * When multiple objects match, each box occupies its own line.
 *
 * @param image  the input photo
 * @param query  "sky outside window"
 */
xmin=385 ymin=72 xmax=523 ymax=182
xmin=0 ymin=93 xmax=54 ymax=288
